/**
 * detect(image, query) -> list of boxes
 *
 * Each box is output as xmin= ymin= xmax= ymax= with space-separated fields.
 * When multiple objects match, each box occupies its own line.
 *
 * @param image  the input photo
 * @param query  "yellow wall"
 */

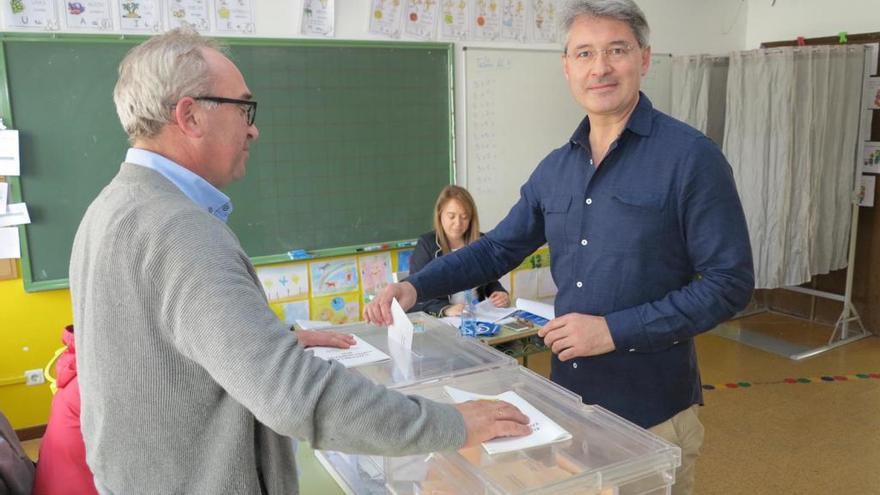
xmin=0 ymin=262 xmax=71 ymax=430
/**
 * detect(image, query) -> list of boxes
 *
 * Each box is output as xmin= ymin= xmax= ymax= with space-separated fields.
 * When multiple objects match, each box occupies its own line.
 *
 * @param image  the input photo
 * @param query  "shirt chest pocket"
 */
xmin=542 ymin=195 xmax=573 ymax=253
xmin=608 ymin=190 xmax=670 ymax=252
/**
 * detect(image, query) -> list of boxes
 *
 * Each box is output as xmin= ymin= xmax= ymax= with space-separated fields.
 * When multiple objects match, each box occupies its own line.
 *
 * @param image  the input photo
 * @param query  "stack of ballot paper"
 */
xmin=444 ymin=386 xmax=572 ymax=455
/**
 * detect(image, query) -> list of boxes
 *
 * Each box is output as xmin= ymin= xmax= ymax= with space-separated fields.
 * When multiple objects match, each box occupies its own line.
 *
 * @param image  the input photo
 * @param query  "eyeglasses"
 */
xmin=194 ymin=96 xmax=257 ymax=126
xmin=566 ymin=44 xmax=636 ymax=65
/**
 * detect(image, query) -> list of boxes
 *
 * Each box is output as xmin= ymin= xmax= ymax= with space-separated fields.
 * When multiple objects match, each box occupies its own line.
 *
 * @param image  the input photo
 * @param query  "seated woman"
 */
xmin=409 ymin=185 xmax=509 ymax=317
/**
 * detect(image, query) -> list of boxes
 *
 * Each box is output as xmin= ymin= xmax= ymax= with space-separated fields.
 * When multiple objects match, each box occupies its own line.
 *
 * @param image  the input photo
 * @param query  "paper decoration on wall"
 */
xmin=512 ymin=268 xmax=539 ymax=301
xmin=529 ymin=0 xmax=557 ymax=43
xmin=471 ymin=0 xmax=501 ymax=41
xmin=863 ymin=142 xmax=880 ymax=174
xmin=270 ymin=299 xmax=311 ymax=325
xmin=301 ymin=0 xmax=334 ymax=36
xmin=859 ymin=175 xmax=876 ymax=208
xmin=311 ymin=293 xmax=360 ymax=324
xmin=500 ymin=0 xmax=525 ymax=42
xmin=536 ymin=266 xmax=557 ymax=298
xmin=166 ymin=0 xmax=210 ymax=32
xmin=0 ymin=227 xmax=20 ymax=259
xmin=63 ymin=0 xmax=113 ymax=30
xmin=310 ymin=257 xmax=359 ymax=296
xmin=498 ymin=272 xmax=511 ymax=292
xmin=0 ymin=183 xmax=8 ymax=215
xmin=118 ymin=0 xmax=162 ymax=32
xmin=439 ymin=0 xmax=467 ymax=39
xmin=213 ymin=0 xmax=254 ymax=34
xmin=3 ymin=0 xmax=60 ymax=29
xmin=0 ymin=131 xmax=20 ymax=176
xmin=396 ymin=250 xmax=413 ymax=274
xmin=369 ymin=0 xmax=403 ymax=38
xmin=403 ymin=0 xmax=438 ymax=40
xmin=359 ymin=252 xmax=393 ymax=301
xmin=516 ymin=249 xmax=551 ymax=270
xmin=866 ymin=76 xmax=880 ymax=110
xmin=256 ymin=262 xmax=309 ymax=302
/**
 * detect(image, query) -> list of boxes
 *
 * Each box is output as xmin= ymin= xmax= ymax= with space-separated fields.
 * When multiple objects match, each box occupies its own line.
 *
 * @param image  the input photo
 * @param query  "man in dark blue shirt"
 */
xmin=366 ymin=1 xmax=753 ymax=493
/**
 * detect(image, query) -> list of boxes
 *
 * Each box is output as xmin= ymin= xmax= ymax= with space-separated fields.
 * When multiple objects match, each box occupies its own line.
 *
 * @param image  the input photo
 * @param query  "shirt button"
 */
xmin=580 ymin=239 xmax=588 ymax=246
xmin=585 ymin=198 xmax=593 ymax=205
xmin=572 ymin=362 xmax=578 ymax=369
xmin=576 ymin=281 xmax=583 ymax=288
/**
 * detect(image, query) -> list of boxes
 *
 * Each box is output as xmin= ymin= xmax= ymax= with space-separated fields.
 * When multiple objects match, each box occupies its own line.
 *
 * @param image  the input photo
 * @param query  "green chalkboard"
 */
xmin=1 ymin=35 xmax=453 ymax=292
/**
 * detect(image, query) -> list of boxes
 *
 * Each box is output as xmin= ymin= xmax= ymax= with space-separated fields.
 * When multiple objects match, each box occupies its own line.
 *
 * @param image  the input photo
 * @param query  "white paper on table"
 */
xmin=388 ymin=297 xmax=413 ymax=350
xmin=0 ymin=182 xmax=8 ymax=214
xmin=0 ymin=130 xmax=20 ymax=176
xmin=441 ymin=316 xmax=461 ymax=329
xmin=0 ymin=226 xmax=20 ymax=258
xmin=473 ymin=299 xmax=517 ymax=322
xmin=0 ymin=203 xmax=30 ymax=228
xmin=295 ymin=319 xmax=332 ymax=330
xmin=515 ymin=298 xmax=555 ymax=320
xmin=308 ymin=335 xmax=390 ymax=368
xmin=444 ymin=386 xmax=572 ymax=455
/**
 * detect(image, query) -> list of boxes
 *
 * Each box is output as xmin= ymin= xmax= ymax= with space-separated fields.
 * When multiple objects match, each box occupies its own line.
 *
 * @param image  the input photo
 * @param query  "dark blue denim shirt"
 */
xmin=409 ymin=94 xmax=754 ymax=428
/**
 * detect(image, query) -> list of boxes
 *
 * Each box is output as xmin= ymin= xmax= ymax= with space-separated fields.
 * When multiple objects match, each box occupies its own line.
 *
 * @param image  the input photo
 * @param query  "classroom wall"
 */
xmin=744 ymin=0 xmax=880 ymax=49
xmin=0 ymin=0 xmax=750 ymax=430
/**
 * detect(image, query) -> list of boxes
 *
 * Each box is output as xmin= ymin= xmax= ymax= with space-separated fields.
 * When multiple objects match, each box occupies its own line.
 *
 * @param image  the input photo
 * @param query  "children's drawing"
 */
xmin=269 ymin=299 xmax=310 ymax=324
xmin=310 ymin=257 xmax=359 ymax=296
xmin=359 ymin=252 xmax=393 ymax=300
xmin=397 ymin=250 xmax=413 ymax=274
xmin=256 ymin=262 xmax=309 ymax=302
xmin=311 ymin=293 xmax=360 ymax=324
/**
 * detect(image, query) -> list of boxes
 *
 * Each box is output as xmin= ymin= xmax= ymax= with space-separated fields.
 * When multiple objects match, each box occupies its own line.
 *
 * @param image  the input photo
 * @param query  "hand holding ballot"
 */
xmin=363 ymin=281 xmax=418 ymax=326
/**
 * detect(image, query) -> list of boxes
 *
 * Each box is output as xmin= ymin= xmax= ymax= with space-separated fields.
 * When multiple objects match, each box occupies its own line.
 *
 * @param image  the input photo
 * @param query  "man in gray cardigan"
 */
xmin=69 ymin=28 xmax=529 ymax=494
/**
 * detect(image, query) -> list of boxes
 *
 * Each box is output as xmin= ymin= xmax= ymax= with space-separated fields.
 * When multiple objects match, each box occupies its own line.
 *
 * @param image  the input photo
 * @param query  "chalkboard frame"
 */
xmin=0 ymin=33 xmax=455 ymax=292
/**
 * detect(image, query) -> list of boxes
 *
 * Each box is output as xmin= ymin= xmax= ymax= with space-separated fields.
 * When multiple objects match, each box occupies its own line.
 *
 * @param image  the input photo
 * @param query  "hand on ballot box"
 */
xmin=363 ymin=281 xmax=418 ymax=325
xmin=454 ymin=399 xmax=531 ymax=448
xmin=295 ymin=329 xmax=356 ymax=349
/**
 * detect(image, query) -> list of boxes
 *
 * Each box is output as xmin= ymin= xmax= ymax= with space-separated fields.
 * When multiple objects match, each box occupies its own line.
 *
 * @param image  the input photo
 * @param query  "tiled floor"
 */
xmin=695 ymin=313 xmax=880 ymax=494
xmin=18 ymin=313 xmax=880 ymax=494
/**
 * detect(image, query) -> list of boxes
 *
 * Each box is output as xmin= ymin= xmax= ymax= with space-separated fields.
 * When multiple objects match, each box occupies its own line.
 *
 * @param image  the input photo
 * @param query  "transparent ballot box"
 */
xmin=310 ymin=312 xmax=516 ymax=389
xmin=384 ymin=366 xmax=681 ymax=495
xmin=314 ymin=313 xmax=518 ymax=494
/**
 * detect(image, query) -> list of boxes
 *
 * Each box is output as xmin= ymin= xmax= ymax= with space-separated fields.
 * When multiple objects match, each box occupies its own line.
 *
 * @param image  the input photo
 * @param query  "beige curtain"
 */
xmin=723 ymin=45 xmax=866 ymax=289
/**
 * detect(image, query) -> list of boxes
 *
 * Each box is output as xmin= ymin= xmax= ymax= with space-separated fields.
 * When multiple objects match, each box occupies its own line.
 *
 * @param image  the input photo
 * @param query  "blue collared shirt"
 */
xmin=409 ymin=94 xmax=754 ymax=428
xmin=125 ymin=148 xmax=233 ymax=222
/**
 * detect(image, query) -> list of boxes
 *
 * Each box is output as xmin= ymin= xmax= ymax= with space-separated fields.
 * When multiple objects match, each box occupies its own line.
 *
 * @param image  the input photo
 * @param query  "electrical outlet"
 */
xmin=24 ymin=369 xmax=44 ymax=386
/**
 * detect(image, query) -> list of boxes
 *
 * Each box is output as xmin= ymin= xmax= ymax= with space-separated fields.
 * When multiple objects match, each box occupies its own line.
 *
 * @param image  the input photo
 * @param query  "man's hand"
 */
xmin=538 ymin=313 xmax=616 ymax=361
xmin=296 ymin=330 xmax=356 ymax=349
xmin=455 ymin=400 xmax=531 ymax=448
xmin=363 ymin=282 xmax=418 ymax=325
xmin=488 ymin=291 xmax=510 ymax=308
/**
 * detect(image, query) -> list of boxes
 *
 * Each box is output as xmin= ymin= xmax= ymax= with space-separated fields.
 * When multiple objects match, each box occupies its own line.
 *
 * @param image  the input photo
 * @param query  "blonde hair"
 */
xmin=432 ymin=185 xmax=481 ymax=255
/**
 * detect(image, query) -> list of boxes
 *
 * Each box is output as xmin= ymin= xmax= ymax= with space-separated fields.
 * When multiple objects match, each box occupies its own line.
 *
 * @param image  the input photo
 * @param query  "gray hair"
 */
xmin=560 ymin=0 xmax=650 ymax=53
xmin=113 ymin=27 xmax=226 ymax=143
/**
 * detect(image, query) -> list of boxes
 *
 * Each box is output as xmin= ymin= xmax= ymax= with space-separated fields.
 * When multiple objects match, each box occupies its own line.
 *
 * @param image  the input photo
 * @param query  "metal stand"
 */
xmin=718 ymin=198 xmax=871 ymax=360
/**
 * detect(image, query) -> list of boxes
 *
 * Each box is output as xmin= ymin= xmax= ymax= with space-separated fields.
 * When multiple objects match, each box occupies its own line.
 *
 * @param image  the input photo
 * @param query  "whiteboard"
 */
xmin=463 ymin=48 xmax=672 ymax=229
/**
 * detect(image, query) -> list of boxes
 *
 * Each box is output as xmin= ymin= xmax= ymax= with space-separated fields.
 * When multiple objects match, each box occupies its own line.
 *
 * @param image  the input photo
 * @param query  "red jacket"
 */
xmin=32 ymin=325 xmax=98 ymax=495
